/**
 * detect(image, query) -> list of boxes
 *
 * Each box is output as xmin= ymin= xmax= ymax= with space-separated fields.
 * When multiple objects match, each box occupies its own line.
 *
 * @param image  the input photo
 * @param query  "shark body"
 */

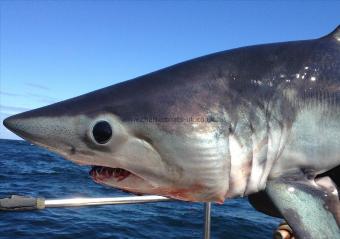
xmin=4 ymin=26 xmax=340 ymax=238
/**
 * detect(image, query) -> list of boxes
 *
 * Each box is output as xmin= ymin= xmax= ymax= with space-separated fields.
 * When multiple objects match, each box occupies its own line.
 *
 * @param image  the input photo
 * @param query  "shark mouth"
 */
xmin=89 ymin=166 xmax=131 ymax=182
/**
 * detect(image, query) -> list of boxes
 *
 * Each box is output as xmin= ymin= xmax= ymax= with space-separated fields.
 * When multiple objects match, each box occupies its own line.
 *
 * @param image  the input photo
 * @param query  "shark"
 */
xmin=4 ymin=26 xmax=340 ymax=238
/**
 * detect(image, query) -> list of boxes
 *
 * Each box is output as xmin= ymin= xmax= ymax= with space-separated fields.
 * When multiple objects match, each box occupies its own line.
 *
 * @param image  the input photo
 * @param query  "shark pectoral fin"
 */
xmin=265 ymin=176 xmax=340 ymax=239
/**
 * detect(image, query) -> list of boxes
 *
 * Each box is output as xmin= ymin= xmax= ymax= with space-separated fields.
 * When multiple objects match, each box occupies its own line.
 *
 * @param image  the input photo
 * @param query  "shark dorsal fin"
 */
xmin=325 ymin=25 xmax=340 ymax=41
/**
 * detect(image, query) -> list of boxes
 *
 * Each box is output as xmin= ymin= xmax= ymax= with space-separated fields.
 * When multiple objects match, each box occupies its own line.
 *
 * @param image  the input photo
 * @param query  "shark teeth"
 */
xmin=89 ymin=166 xmax=131 ymax=182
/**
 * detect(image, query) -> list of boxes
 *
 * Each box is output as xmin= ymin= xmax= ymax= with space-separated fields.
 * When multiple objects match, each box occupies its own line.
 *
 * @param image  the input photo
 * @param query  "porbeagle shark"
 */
xmin=4 ymin=26 xmax=340 ymax=238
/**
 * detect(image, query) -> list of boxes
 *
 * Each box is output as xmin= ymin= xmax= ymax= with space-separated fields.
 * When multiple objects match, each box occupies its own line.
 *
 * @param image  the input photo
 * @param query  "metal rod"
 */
xmin=44 ymin=195 xmax=171 ymax=207
xmin=203 ymin=202 xmax=211 ymax=239
xmin=0 ymin=195 xmax=170 ymax=211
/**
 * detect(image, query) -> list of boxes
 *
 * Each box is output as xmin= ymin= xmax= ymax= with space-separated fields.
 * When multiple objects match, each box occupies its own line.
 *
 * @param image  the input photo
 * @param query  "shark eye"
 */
xmin=92 ymin=121 xmax=112 ymax=144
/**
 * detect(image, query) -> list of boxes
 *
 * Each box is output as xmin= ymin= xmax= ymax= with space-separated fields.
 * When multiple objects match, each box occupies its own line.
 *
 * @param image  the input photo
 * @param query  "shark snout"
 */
xmin=3 ymin=113 xmax=45 ymax=143
xmin=4 ymin=110 xmax=49 ymax=141
xmin=3 ymin=110 xmax=81 ymax=150
xmin=3 ymin=114 xmax=34 ymax=139
xmin=3 ymin=116 xmax=14 ymax=131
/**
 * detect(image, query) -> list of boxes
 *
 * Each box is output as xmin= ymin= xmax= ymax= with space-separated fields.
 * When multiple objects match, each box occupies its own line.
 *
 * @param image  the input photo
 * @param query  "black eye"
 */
xmin=92 ymin=121 xmax=112 ymax=144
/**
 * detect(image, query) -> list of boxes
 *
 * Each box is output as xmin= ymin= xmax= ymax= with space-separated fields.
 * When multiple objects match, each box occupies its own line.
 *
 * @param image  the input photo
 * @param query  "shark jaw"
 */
xmin=90 ymin=167 xmax=131 ymax=182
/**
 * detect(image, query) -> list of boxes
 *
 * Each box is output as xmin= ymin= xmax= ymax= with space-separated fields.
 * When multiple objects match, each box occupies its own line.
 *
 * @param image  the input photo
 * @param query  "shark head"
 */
xmin=3 ymin=68 xmax=230 ymax=203
xmin=4 ymin=104 xmax=169 ymax=197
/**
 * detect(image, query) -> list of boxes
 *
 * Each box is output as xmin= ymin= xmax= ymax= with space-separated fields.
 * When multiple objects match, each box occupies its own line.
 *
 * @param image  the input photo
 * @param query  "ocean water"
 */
xmin=0 ymin=139 xmax=280 ymax=239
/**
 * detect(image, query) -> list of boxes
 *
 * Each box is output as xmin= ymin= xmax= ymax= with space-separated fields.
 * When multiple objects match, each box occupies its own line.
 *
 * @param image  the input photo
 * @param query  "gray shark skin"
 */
xmin=4 ymin=26 xmax=340 ymax=238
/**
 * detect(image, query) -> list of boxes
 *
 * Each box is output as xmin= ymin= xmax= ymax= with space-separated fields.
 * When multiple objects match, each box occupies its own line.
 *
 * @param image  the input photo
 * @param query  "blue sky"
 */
xmin=1 ymin=1 xmax=340 ymax=139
